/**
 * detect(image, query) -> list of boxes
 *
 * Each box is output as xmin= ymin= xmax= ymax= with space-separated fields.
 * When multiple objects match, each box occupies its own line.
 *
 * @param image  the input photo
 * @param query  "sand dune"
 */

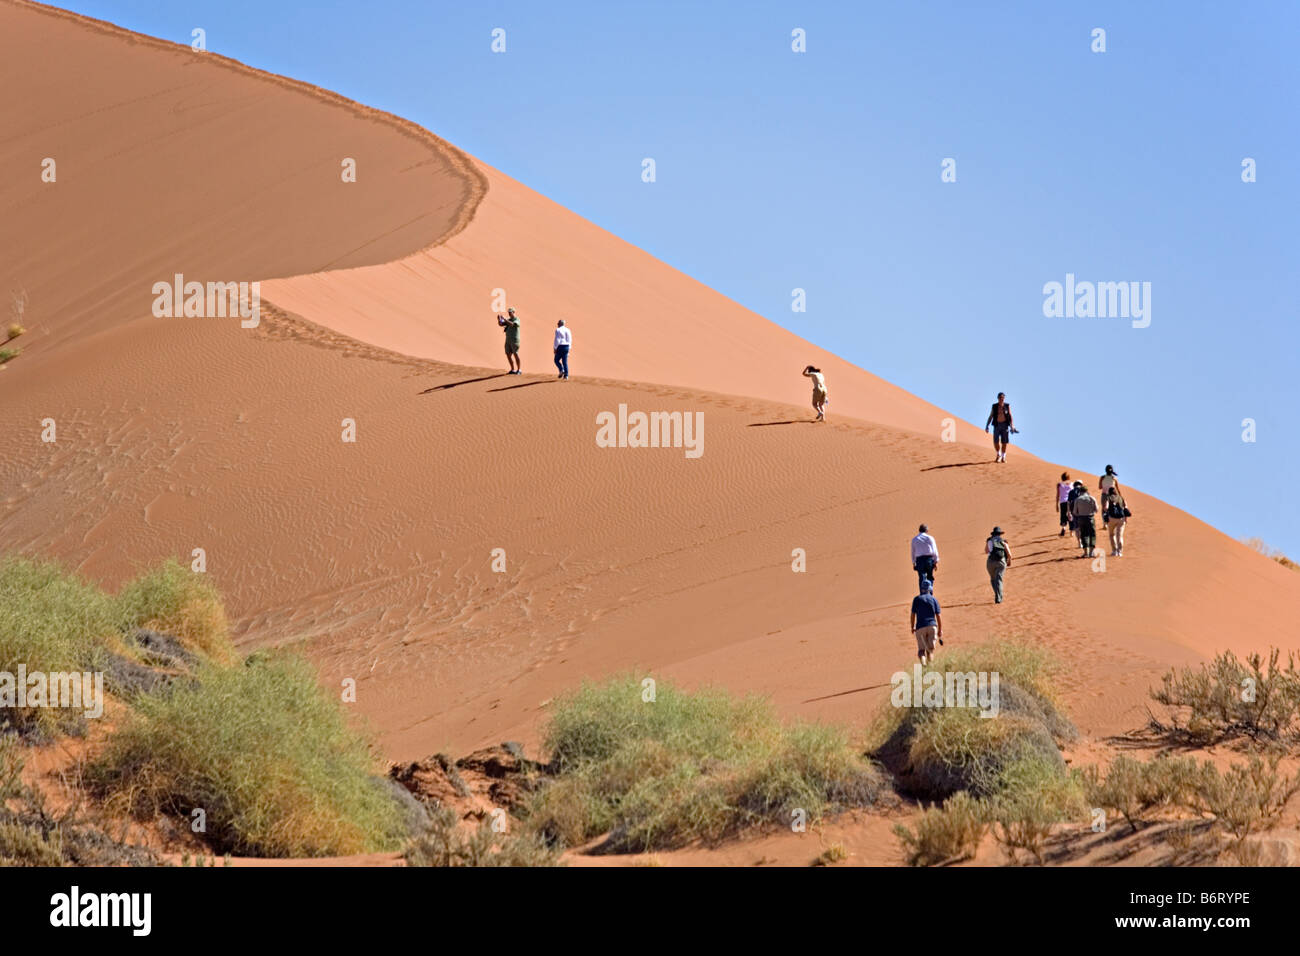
xmin=3 ymin=0 xmax=1299 ymax=812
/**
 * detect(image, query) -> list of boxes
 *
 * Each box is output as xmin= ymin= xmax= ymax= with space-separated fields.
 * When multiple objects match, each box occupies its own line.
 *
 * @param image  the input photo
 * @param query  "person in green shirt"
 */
xmin=498 ymin=307 xmax=521 ymax=374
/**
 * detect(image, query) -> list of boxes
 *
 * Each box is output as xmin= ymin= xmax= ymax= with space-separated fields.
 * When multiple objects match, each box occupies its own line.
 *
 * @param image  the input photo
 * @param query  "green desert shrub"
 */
xmin=0 ymin=557 xmax=119 ymax=737
xmin=405 ymin=806 xmax=563 ymax=867
xmin=89 ymin=652 xmax=407 ymax=858
xmin=984 ymin=757 xmax=1088 ymax=864
xmin=894 ymin=790 xmax=989 ymax=866
xmin=1189 ymin=755 xmax=1300 ymax=843
xmin=1081 ymin=755 xmax=1202 ymax=833
xmin=0 ymin=348 xmax=18 ymax=364
xmin=526 ymin=677 xmax=891 ymax=852
xmin=115 ymin=559 xmax=235 ymax=664
xmin=871 ymin=640 xmax=1076 ymax=800
xmin=1150 ymin=649 xmax=1300 ymax=746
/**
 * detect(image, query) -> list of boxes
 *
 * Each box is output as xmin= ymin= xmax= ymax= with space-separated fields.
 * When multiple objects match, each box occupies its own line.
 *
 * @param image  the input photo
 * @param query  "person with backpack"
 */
xmin=1055 ymin=472 xmax=1073 ymax=537
xmin=985 ymin=527 xmax=1012 ymax=603
xmin=910 ymin=523 xmax=940 ymax=590
xmin=803 ymin=366 xmax=828 ymax=421
xmin=497 ymin=308 xmax=521 ymax=374
xmin=909 ymin=577 xmax=943 ymax=665
xmin=1066 ymin=480 xmax=1083 ymax=549
xmin=1071 ymin=485 xmax=1099 ymax=558
xmin=1103 ymin=488 xmax=1128 ymax=556
xmin=984 ymin=392 xmax=1016 ymax=463
xmin=1098 ymin=465 xmax=1125 ymax=506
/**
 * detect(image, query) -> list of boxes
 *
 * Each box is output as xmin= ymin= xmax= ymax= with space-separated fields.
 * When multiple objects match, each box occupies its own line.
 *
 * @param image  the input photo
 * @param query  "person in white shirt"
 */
xmin=553 ymin=320 xmax=572 ymax=380
xmin=911 ymin=523 xmax=940 ymax=590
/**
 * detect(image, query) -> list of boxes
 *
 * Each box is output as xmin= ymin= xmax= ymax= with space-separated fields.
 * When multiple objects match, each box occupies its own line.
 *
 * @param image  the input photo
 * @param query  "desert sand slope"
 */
xmin=2 ymin=1 xmax=1298 ymax=774
xmin=0 ymin=0 xmax=484 ymax=354
xmin=263 ymin=159 xmax=977 ymax=440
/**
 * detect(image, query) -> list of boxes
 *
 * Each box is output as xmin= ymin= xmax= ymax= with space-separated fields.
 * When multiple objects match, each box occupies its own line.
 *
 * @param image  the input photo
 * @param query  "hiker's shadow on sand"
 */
xmin=421 ymin=374 xmax=508 ymax=393
xmin=487 ymin=379 xmax=555 ymax=392
xmin=802 ymin=681 xmax=893 ymax=703
xmin=920 ymin=461 xmax=996 ymax=471
xmin=748 ymin=420 xmax=813 ymax=427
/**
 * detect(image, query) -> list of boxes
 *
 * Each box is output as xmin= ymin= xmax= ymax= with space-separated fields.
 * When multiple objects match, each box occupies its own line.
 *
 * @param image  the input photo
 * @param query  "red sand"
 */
xmin=3 ymin=0 xmax=1299 ymax=865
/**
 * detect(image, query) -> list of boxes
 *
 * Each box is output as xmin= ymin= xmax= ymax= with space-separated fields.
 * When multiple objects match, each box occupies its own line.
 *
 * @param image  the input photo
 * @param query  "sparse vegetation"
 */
xmin=0 ymin=347 xmax=18 ymax=364
xmin=405 ymin=806 xmax=563 ymax=867
xmin=0 ymin=557 xmax=118 ymax=738
xmin=1081 ymin=755 xmax=1202 ymax=833
xmin=1189 ymin=755 xmax=1300 ymax=843
xmin=89 ymin=651 xmax=408 ymax=858
xmin=525 ymin=676 xmax=892 ymax=853
xmin=813 ymin=842 xmax=848 ymax=866
xmin=116 ymin=559 xmax=236 ymax=664
xmin=894 ymin=791 xmax=988 ymax=866
xmin=871 ymin=640 xmax=1076 ymax=800
xmin=1150 ymin=649 xmax=1300 ymax=746
xmin=1243 ymin=537 xmax=1299 ymax=572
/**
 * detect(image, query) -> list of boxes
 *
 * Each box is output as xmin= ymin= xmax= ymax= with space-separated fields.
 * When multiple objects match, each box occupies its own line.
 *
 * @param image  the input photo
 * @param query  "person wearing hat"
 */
xmin=984 ymin=527 xmax=1012 ymax=603
xmin=553 ymin=319 xmax=572 ymax=380
xmin=1066 ymin=480 xmax=1084 ymax=550
xmin=1071 ymin=483 xmax=1099 ymax=558
xmin=909 ymin=577 xmax=943 ymax=664
xmin=498 ymin=308 xmax=521 ymax=374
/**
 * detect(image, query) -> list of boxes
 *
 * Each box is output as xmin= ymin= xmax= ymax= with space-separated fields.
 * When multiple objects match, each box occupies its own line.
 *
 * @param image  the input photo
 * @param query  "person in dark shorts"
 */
xmin=498 ymin=307 xmax=521 ymax=374
xmin=1056 ymin=472 xmax=1073 ymax=537
xmin=984 ymin=392 xmax=1014 ymax=463
xmin=909 ymin=578 xmax=943 ymax=664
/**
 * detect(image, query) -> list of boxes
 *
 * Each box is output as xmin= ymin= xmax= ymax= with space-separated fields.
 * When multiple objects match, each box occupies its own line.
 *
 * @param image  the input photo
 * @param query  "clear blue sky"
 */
xmin=63 ymin=1 xmax=1300 ymax=555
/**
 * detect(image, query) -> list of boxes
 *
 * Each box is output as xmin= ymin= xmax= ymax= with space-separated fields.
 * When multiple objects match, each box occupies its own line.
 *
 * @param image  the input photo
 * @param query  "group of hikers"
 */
xmin=497 ymin=307 xmax=572 ymax=380
xmin=903 ymin=392 xmax=1133 ymax=662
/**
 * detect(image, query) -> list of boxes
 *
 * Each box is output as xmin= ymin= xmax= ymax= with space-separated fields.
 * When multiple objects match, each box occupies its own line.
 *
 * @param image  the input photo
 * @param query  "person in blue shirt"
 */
xmin=909 ymin=578 xmax=944 ymax=664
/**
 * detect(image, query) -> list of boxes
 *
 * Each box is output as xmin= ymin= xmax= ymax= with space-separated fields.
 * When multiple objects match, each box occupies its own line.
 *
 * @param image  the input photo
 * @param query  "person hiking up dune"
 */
xmin=911 ymin=523 xmax=940 ymax=591
xmin=984 ymin=392 xmax=1016 ymax=463
xmin=985 ymin=526 xmax=1012 ymax=603
xmin=1071 ymin=484 xmax=1099 ymax=558
xmin=553 ymin=319 xmax=571 ymax=380
xmin=497 ymin=307 xmax=521 ymax=374
xmin=1098 ymin=464 xmax=1125 ymax=506
xmin=1103 ymin=487 xmax=1129 ymax=557
xmin=1066 ymin=480 xmax=1084 ymax=550
xmin=909 ymin=577 xmax=943 ymax=665
xmin=803 ymin=366 xmax=828 ymax=421
xmin=1055 ymin=472 xmax=1073 ymax=537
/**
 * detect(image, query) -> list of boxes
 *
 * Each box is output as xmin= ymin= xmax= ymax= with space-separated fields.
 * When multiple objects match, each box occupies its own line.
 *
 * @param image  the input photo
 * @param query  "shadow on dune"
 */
xmin=802 ymin=681 xmax=893 ymax=703
xmin=420 ymin=374 xmax=508 ymax=393
xmin=921 ymin=461 xmax=996 ymax=471
xmin=748 ymin=420 xmax=813 ymax=427
xmin=1020 ymin=556 xmax=1085 ymax=567
xmin=487 ymin=379 xmax=556 ymax=392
